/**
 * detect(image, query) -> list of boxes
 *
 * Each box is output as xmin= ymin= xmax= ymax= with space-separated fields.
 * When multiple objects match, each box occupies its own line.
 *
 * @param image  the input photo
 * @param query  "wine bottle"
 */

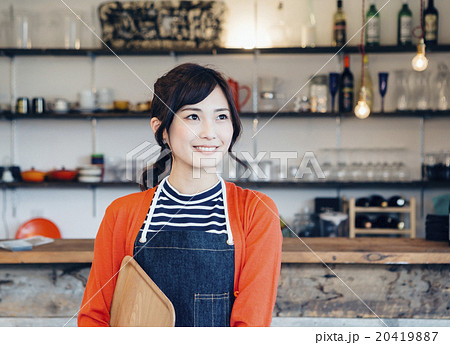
xmin=387 ymin=195 xmax=407 ymax=207
xmin=339 ymin=55 xmax=354 ymax=113
xmin=365 ymin=0 xmax=380 ymax=46
xmin=369 ymin=194 xmax=388 ymax=207
xmin=355 ymin=197 xmax=370 ymax=207
xmin=332 ymin=0 xmax=346 ymax=47
xmin=355 ymin=215 xmax=372 ymax=229
xmin=373 ymin=215 xmax=405 ymax=229
xmin=423 ymin=0 xmax=438 ymax=46
xmin=398 ymin=0 xmax=412 ymax=46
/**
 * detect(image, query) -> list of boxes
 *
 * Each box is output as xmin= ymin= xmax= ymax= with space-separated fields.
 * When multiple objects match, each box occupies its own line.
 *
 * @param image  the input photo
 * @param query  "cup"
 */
xmin=14 ymin=12 xmax=32 ymax=48
xmin=97 ymin=88 xmax=114 ymax=111
xmin=79 ymin=89 xmax=96 ymax=112
xmin=64 ymin=15 xmax=81 ymax=49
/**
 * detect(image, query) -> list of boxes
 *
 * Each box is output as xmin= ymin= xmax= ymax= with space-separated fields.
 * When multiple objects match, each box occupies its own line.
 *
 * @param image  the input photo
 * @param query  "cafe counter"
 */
xmin=0 ymin=238 xmax=448 ymax=325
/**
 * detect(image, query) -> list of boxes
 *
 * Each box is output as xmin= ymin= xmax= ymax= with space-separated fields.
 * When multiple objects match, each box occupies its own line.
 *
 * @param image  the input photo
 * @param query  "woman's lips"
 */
xmin=193 ymin=146 xmax=219 ymax=154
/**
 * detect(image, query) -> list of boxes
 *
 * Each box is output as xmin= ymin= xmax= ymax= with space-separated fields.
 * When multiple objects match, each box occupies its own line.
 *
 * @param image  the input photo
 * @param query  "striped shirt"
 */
xmin=138 ymin=177 xmax=227 ymax=235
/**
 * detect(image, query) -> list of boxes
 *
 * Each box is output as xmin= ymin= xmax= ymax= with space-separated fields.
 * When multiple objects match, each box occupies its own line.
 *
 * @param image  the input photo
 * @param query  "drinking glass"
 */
xmin=329 ymin=72 xmax=339 ymax=113
xmin=378 ymin=72 xmax=389 ymax=112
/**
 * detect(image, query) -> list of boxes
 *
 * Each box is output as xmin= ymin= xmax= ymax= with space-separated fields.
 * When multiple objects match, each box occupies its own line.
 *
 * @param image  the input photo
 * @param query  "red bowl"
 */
xmin=15 ymin=218 xmax=61 ymax=239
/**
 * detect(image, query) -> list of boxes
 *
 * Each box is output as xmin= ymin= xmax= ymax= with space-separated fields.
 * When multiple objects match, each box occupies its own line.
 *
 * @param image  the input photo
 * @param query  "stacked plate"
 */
xmin=78 ymin=165 xmax=103 ymax=183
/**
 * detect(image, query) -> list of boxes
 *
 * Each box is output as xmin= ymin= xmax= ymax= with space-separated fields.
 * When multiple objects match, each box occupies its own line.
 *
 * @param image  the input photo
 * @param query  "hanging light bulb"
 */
xmin=354 ymin=86 xmax=371 ymax=119
xmin=412 ymin=38 xmax=429 ymax=72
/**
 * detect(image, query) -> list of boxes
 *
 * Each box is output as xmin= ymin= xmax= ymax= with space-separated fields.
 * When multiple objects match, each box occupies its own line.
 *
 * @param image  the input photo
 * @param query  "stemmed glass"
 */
xmin=378 ymin=72 xmax=389 ymax=113
xmin=329 ymin=72 xmax=339 ymax=113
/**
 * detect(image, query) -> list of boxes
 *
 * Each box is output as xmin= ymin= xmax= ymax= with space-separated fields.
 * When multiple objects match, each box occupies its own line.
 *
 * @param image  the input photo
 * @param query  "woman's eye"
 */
xmin=218 ymin=114 xmax=228 ymax=120
xmin=186 ymin=114 xmax=199 ymax=120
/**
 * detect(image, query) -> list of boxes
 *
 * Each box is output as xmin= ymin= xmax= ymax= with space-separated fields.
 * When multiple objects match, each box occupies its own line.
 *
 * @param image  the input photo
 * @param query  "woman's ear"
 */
xmin=150 ymin=117 xmax=161 ymax=135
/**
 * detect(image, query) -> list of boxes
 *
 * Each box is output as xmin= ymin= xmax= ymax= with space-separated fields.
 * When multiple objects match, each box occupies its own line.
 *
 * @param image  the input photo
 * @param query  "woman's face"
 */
xmin=154 ymin=85 xmax=234 ymax=177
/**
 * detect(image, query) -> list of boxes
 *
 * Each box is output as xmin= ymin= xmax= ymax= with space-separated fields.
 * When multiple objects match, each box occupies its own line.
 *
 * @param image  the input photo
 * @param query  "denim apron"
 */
xmin=133 ymin=175 xmax=235 ymax=327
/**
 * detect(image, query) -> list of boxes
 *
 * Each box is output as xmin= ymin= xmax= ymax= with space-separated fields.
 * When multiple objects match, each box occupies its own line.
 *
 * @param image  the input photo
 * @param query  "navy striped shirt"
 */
xmin=138 ymin=177 xmax=227 ymax=235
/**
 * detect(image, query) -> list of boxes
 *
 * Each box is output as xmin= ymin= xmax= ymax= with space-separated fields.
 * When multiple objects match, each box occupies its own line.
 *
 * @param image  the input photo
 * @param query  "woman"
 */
xmin=77 ymin=63 xmax=282 ymax=327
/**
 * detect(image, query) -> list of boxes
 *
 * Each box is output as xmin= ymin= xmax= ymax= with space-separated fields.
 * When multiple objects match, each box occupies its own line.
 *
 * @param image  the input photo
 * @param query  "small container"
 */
xmin=309 ymin=75 xmax=328 ymax=113
xmin=32 ymin=97 xmax=46 ymax=114
xmin=16 ymin=97 xmax=30 ymax=114
xmin=91 ymin=153 xmax=105 ymax=180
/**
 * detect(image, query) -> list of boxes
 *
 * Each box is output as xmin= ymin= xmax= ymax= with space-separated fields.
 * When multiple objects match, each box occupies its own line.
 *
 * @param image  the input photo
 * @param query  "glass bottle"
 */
xmin=423 ymin=0 xmax=438 ymax=46
xmin=339 ymin=55 xmax=354 ymax=113
xmin=398 ymin=0 xmax=412 ymax=46
xmin=365 ymin=0 xmax=380 ymax=46
xmin=332 ymin=0 xmax=346 ymax=47
xmin=309 ymin=75 xmax=328 ymax=113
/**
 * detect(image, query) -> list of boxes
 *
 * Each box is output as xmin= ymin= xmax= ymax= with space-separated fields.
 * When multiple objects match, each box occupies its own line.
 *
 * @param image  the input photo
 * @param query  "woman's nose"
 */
xmin=199 ymin=119 xmax=216 ymax=139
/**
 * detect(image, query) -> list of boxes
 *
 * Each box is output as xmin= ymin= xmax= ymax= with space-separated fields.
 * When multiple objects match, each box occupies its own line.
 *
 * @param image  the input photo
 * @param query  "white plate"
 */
xmin=78 ymin=175 xmax=102 ymax=183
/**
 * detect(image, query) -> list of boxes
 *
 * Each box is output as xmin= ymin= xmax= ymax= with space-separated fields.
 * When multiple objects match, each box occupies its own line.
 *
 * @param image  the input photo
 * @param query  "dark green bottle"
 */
xmin=397 ymin=0 xmax=412 ymax=46
xmin=423 ymin=0 xmax=438 ymax=46
xmin=365 ymin=0 xmax=380 ymax=46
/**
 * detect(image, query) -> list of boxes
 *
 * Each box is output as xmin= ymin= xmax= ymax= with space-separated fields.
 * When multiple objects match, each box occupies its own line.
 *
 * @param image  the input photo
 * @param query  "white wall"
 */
xmin=0 ymin=0 xmax=450 ymax=239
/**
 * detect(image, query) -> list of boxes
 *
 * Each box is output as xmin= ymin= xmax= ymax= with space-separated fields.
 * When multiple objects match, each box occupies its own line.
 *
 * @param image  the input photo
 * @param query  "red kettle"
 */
xmin=227 ymin=78 xmax=251 ymax=113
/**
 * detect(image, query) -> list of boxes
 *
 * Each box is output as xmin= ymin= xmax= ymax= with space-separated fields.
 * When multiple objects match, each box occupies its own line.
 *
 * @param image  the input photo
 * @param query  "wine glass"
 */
xmin=329 ymin=72 xmax=339 ymax=113
xmin=378 ymin=72 xmax=389 ymax=113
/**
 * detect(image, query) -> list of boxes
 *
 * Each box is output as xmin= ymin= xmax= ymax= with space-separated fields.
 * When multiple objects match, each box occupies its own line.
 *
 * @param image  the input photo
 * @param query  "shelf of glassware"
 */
xmin=349 ymin=197 xmax=416 ymax=239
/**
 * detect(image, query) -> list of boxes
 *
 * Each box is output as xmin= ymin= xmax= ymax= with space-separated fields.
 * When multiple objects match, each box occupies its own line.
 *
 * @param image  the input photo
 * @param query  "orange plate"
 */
xmin=15 ymin=218 xmax=61 ymax=239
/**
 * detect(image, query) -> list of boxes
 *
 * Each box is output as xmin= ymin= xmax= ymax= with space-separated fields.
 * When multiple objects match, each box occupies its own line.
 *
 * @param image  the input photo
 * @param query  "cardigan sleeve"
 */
xmin=77 ymin=201 xmax=122 ymax=327
xmin=230 ymin=192 xmax=283 ymax=327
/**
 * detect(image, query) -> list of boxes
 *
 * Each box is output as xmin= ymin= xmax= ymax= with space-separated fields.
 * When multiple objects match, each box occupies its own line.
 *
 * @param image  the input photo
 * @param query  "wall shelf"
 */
xmin=1 ymin=45 xmax=450 ymax=57
xmin=1 ymin=180 xmax=449 ymax=190
xmin=1 ymin=110 xmax=449 ymax=121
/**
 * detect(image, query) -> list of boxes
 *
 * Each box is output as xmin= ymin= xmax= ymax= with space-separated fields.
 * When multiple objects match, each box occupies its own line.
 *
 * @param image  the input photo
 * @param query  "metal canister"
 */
xmin=32 ymin=97 xmax=46 ymax=114
xmin=16 ymin=97 xmax=30 ymax=114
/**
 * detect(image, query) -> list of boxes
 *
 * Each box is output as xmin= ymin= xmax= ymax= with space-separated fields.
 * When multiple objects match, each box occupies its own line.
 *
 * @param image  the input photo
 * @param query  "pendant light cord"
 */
xmin=412 ymin=0 xmax=424 ymax=39
xmin=359 ymin=0 xmax=366 ymax=90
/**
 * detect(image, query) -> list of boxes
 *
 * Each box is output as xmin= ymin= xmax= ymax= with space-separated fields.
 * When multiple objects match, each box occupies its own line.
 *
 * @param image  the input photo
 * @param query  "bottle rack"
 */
xmin=349 ymin=197 xmax=416 ymax=238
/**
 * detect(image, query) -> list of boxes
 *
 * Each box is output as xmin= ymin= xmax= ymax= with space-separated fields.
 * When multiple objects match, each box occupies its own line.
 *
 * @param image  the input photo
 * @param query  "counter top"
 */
xmin=0 ymin=238 xmax=448 ymax=265
xmin=0 ymin=239 xmax=94 ymax=264
xmin=282 ymin=238 xmax=450 ymax=264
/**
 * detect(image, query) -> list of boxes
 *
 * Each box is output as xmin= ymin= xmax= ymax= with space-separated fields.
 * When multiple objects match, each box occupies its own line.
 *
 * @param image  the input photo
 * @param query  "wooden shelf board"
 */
xmin=354 ymin=207 xmax=412 ymax=213
xmin=353 ymin=228 xmax=412 ymax=234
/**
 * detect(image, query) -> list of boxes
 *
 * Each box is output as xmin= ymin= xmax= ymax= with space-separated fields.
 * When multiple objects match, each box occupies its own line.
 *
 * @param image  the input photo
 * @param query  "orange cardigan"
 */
xmin=77 ymin=180 xmax=282 ymax=327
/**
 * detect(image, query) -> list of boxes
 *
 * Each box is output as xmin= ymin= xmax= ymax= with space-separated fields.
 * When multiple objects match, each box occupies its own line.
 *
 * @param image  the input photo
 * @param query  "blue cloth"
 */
xmin=133 ymin=177 xmax=235 ymax=327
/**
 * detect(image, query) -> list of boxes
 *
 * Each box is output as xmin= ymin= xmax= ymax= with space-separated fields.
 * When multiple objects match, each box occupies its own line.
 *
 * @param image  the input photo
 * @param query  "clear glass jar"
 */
xmin=309 ymin=75 xmax=328 ymax=113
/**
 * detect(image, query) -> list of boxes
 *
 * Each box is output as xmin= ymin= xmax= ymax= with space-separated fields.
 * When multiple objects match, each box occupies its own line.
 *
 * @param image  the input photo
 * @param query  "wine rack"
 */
xmin=349 ymin=197 xmax=416 ymax=238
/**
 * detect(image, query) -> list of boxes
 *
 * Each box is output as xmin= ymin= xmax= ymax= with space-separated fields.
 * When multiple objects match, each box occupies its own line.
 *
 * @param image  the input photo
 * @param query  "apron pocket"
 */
xmin=194 ymin=292 xmax=230 ymax=327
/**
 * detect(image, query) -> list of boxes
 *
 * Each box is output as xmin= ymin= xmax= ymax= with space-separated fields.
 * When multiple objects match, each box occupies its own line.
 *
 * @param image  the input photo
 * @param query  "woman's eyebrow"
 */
xmin=180 ymin=107 xmax=230 ymax=112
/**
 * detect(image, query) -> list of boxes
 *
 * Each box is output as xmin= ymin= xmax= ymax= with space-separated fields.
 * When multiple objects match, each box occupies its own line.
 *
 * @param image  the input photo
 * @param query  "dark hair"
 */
xmin=139 ymin=62 xmax=249 ymax=191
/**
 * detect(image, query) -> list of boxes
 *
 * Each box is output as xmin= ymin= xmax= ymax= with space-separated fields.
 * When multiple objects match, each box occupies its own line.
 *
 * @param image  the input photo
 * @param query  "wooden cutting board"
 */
xmin=109 ymin=255 xmax=175 ymax=327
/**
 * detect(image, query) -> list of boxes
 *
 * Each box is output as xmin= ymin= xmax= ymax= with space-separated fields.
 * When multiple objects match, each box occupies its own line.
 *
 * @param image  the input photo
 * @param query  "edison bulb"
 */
xmin=412 ymin=53 xmax=428 ymax=72
xmin=412 ymin=38 xmax=428 ymax=72
xmin=354 ymin=100 xmax=370 ymax=119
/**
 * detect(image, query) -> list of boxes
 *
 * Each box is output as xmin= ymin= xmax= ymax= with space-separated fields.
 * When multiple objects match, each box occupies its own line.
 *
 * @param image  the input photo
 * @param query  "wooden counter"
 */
xmin=0 ymin=239 xmax=94 ymax=264
xmin=282 ymin=237 xmax=450 ymax=264
xmin=0 ymin=238 xmax=448 ymax=264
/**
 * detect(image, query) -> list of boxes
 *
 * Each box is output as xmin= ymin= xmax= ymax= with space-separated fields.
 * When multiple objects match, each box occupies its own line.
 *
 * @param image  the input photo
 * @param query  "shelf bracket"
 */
xmin=91 ymin=186 xmax=97 ymax=218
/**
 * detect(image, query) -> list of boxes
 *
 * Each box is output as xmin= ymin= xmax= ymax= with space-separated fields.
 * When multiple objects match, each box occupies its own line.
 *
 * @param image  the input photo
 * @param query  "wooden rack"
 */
xmin=349 ymin=197 xmax=416 ymax=238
